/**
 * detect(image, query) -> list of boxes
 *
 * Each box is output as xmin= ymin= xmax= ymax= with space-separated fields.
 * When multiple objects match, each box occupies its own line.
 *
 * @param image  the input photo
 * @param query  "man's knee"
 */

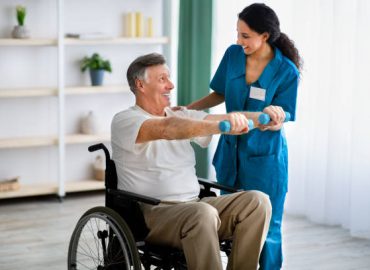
xmin=191 ymin=202 xmax=220 ymax=226
xmin=241 ymin=190 xmax=272 ymax=216
xmin=181 ymin=202 xmax=220 ymax=237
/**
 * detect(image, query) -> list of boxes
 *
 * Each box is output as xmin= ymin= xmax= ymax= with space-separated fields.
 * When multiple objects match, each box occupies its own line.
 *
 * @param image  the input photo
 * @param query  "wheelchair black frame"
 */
xmin=69 ymin=143 xmax=239 ymax=269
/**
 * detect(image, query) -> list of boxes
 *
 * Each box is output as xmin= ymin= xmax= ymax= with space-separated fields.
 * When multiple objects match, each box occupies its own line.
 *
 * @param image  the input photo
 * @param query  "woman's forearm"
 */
xmin=187 ymin=92 xmax=225 ymax=110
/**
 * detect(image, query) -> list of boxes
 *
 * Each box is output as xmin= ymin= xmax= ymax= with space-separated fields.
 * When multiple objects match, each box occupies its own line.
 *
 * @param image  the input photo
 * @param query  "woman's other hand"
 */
xmin=260 ymin=105 xmax=285 ymax=131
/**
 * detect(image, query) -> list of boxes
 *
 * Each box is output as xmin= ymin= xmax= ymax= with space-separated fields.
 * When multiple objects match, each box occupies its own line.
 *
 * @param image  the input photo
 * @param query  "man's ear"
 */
xmin=135 ymin=78 xmax=144 ymax=93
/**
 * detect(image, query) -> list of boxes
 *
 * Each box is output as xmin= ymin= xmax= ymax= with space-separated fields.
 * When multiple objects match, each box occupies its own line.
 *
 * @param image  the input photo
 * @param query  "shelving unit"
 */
xmin=0 ymin=0 xmax=173 ymax=200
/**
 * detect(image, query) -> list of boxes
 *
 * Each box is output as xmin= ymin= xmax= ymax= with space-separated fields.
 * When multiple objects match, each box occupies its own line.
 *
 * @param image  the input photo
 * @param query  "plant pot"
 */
xmin=89 ymin=69 xmax=105 ymax=86
xmin=12 ymin=25 xmax=30 ymax=39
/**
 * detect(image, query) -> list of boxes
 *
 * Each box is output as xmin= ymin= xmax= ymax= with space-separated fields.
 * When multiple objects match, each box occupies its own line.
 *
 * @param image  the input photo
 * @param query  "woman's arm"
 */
xmin=186 ymin=92 xmax=225 ymax=110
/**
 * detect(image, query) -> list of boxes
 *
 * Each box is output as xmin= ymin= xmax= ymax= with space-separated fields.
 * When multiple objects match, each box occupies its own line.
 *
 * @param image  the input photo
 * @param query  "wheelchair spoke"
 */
xmin=68 ymin=208 xmax=139 ymax=270
xmin=73 ymin=257 xmax=97 ymax=270
xmin=79 ymin=219 xmax=103 ymax=266
xmin=80 ymin=231 xmax=99 ymax=262
xmin=89 ymin=217 xmax=103 ymax=259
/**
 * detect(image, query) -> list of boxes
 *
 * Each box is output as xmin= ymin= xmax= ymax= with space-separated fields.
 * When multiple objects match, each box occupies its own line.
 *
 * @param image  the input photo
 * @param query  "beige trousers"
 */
xmin=141 ymin=191 xmax=272 ymax=270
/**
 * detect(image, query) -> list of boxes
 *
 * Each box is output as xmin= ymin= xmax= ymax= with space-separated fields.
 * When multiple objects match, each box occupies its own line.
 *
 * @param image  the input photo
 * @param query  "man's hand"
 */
xmin=224 ymin=112 xmax=250 ymax=135
xmin=259 ymin=105 xmax=285 ymax=131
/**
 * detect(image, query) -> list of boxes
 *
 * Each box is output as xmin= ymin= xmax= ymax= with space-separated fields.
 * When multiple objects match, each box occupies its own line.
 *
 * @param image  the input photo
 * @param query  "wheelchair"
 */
xmin=68 ymin=143 xmax=238 ymax=270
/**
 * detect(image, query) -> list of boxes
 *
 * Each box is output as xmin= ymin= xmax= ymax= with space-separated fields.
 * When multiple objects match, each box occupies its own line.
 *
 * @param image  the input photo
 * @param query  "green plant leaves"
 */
xmin=80 ymin=53 xmax=112 ymax=73
xmin=16 ymin=5 xmax=26 ymax=26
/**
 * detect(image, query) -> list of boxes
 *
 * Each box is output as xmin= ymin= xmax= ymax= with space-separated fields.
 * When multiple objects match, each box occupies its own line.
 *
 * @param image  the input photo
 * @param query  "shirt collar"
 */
xmin=258 ymin=47 xmax=283 ymax=89
xmin=230 ymin=46 xmax=246 ymax=79
xmin=230 ymin=46 xmax=283 ymax=89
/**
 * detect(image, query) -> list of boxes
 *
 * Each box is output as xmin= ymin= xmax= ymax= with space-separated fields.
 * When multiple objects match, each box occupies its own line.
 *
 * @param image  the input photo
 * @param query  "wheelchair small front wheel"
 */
xmin=68 ymin=206 xmax=141 ymax=270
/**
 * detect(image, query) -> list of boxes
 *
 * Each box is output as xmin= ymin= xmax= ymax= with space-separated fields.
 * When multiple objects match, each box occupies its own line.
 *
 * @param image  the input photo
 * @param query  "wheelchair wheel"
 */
xmin=68 ymin=206 xmax=141 ymax=270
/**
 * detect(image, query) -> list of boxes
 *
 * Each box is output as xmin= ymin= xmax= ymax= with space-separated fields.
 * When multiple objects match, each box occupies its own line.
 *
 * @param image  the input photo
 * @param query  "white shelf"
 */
xmin=0 ymin=179 xmax=104 ymax=199
xmin=0 ymin=136 xmax=57 ymax=149
xmin=0 ymin=85 xmax=129 ymax=98
xmin=0 ymin=134 xmax=110 ymax=149
xmin=65 ymin=85 xmax=130 ymax=95
xmin=0 ymin=87 xmax=57 ymax=98
xmin=64 ymin=37 xmax=169 ymax=46
xmin=0 ymin=38 xmax=57 ymax=46
xmin=65 ymin=180 xmax=104 ymax=192
xmin=65 ymin=134 xmax=110 ymax=145
xmin=0 ymin=182 xmax=58 ymax=199
xmin=0 ymin=37 xmax=169 ymax=47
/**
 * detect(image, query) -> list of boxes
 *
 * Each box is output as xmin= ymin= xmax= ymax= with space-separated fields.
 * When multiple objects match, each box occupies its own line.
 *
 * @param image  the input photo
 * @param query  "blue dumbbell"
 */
xmin=218 ymin=119 xmax=254 ymax=133
xmin=258 ymin=112 xmax=291 ymax=125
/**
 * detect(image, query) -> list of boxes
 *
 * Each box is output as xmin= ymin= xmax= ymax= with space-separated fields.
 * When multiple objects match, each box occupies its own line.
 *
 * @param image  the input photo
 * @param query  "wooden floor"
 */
xmin=1 ymin=193 xmax=370 ymax=270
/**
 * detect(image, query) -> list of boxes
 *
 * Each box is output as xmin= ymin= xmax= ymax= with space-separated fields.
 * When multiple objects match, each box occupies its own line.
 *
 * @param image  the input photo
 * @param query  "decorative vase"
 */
xmin=89 ymin=69 xmax=105 ymax=86
xmin=80 ymin=111 xmax=98 ymax=134
xmin=12 ymin=25 xmax=30 ymax=39
xmin=93 ymin=155 xmax=105 ymax=181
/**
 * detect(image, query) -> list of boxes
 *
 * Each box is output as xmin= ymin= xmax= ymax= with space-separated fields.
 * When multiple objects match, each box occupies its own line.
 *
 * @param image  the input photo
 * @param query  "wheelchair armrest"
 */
xmin=198 ymin=177 xmax=240 ymax=193
xmin=107 ymin=188 xmax=161 ymax=205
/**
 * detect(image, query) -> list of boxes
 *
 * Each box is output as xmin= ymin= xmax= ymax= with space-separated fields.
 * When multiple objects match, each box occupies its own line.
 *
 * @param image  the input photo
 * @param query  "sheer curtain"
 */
xmin=211 ymin=0 xmax=370 ymax=239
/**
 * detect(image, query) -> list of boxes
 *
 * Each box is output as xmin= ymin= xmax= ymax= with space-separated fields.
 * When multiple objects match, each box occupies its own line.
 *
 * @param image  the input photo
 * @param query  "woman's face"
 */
xmin=236 ymin=19 xmax=269 ymax=55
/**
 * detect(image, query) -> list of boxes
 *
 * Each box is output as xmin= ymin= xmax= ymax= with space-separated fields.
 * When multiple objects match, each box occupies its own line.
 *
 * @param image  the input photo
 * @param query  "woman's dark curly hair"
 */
xmin=239 ymin=3 xmax=303 ymax=71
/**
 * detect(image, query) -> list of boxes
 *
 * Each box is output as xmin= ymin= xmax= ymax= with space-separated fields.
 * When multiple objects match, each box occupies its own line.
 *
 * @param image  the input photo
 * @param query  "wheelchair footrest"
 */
xmin=138 ymin=242 xmax=187 ymax=270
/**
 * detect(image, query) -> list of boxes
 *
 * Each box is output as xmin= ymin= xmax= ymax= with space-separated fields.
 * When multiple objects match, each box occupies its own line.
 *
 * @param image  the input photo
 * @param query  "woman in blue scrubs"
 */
xmin=187 ymin=3 xmax=302 ymax=269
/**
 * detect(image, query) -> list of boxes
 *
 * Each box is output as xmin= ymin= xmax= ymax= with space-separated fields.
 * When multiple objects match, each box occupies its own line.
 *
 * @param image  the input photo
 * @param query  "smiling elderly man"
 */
xmin=111 ymin=53 xmax=271 ymax=270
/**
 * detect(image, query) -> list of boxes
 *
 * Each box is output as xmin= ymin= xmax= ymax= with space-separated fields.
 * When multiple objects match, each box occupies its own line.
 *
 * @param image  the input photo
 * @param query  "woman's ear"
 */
xmin=262 ymin=32 xmax=270 ymax=42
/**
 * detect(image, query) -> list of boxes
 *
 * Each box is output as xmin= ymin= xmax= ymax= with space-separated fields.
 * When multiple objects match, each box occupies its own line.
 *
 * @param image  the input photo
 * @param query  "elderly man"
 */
xmin=111 ymin=53 xmax=271 ymax=270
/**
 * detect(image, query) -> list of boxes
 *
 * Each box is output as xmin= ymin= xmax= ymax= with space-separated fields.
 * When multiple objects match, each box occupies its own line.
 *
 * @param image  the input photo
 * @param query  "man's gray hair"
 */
xmin=126 ymin=53 xmax=166 ymax=93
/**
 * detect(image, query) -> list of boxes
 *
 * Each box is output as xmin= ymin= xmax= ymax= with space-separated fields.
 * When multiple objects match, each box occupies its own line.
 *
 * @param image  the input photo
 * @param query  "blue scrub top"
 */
xmin=210 ymin=44 xmax=299 ymax=196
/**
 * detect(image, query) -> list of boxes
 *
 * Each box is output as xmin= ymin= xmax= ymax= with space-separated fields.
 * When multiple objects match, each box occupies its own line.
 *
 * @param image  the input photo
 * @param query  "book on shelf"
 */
xmin=0 ymin=177 xmax=20 ymax=192
xmin=65 ymin=32 xmax=112 ymax=40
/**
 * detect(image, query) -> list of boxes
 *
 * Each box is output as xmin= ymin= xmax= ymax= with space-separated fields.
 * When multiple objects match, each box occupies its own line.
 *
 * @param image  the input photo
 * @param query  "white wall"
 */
xmin=212 ymin=0 xmax=370 ymax=239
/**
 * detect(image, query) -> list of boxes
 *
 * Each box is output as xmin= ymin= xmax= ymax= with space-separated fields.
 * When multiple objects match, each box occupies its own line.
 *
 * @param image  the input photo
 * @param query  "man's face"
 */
xmin=140 ymin=64 xmax=174 ymax=110
xmin=236 ymin=19 xmax=268 ymax=55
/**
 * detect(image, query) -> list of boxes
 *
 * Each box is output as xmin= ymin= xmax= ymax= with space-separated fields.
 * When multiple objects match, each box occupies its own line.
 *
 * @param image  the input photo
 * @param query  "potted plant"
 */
xmin=81 ymin=53 xmax=112 ymax=86
xmin=12 ymin=5 xmax=30 ymax=39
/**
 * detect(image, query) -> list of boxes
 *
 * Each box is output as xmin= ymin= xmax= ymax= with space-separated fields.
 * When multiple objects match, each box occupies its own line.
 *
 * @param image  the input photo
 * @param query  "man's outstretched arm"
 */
xmin=136 ymin=112 xmax=250 ymax=144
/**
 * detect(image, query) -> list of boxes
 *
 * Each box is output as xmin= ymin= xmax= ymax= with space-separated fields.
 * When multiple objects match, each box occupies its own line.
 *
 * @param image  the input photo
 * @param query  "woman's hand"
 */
xmin=259 ymin=105 xmax=285 ymax=131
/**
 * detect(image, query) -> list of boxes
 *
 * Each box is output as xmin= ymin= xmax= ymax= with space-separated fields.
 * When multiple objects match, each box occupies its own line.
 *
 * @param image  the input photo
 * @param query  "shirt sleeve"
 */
xmin=166 ymin=107 xmax=212 ymax=148
xmin=111 ymin=110 xmax=149 ymax=153
xmin=271 ymin=68 xmax=299 ymax=121
xmin=182 ymin=108 xmax=209 ymax=120
xmin=181 ymin=108 xmax=212 ymax=148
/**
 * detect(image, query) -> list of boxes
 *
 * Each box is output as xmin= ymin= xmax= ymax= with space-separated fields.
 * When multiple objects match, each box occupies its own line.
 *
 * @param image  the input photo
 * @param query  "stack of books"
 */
xmin=0 ymin=177 xmax=20 ymax=192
